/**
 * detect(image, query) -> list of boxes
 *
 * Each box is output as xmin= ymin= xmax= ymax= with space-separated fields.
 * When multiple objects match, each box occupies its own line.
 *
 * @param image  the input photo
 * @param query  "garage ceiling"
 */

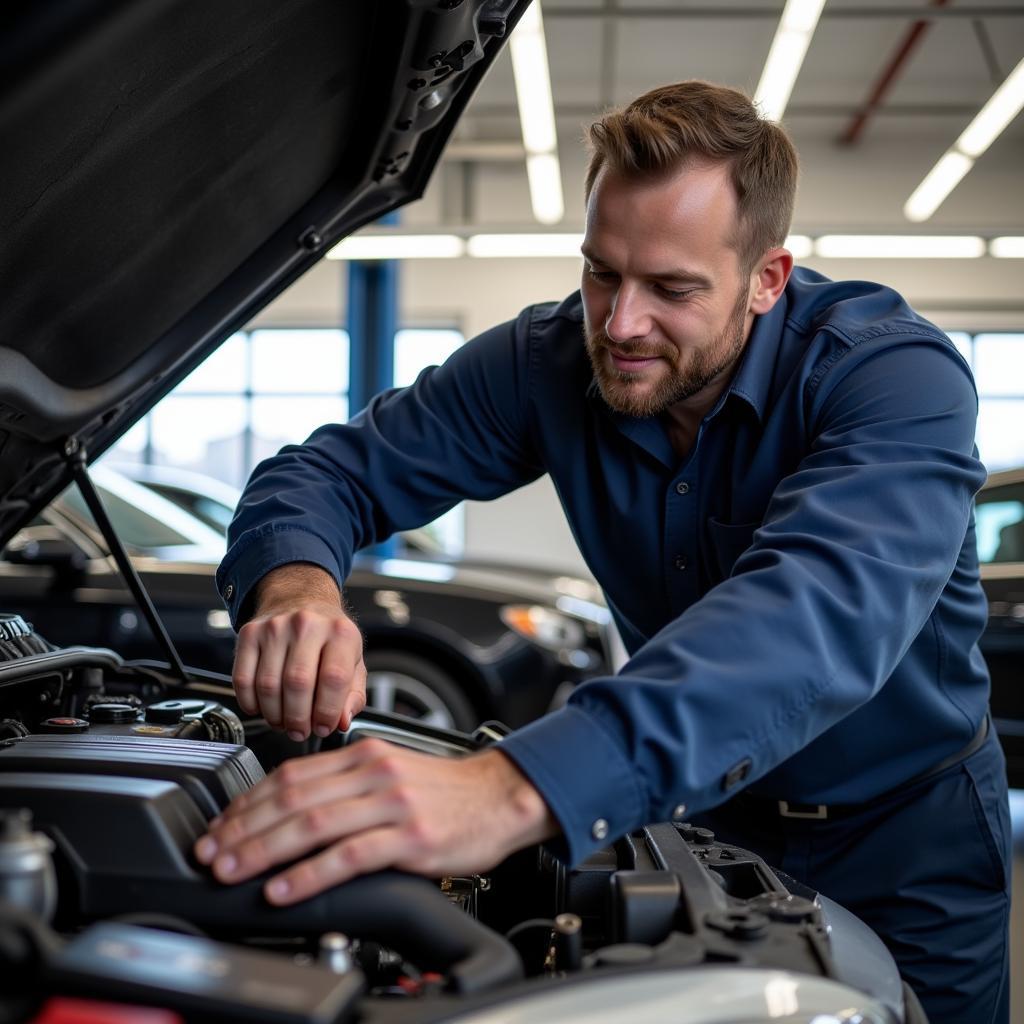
xmin=414 ymin=1 xmax=1024 ymax=235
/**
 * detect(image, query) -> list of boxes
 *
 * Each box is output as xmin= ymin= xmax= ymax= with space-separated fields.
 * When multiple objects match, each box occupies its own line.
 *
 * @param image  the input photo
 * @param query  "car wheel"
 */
xmin=363 ymin=650 xmax=478 ymax=732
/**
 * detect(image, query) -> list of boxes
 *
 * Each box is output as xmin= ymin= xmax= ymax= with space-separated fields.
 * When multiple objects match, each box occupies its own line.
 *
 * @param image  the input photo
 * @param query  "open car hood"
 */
xmin=0 ymin=0 xmax=526 ymax=545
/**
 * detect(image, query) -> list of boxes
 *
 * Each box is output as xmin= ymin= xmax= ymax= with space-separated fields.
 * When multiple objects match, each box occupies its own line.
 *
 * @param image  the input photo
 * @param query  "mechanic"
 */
xmin=196 ymin=81 xmax=1010 ymax=1022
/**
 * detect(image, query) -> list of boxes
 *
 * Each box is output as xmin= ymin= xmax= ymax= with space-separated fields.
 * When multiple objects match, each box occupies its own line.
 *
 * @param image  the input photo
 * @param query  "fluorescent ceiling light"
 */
xmin=904 ymin=55 xmax=1024 ymax=222
xmin=510 ymin=2 xmax=563 ymax=224
xmin=326 ymin=234 xmax=465 ymax=260
xmin=956 ymin=55 xmax=1024 ymax=158
xmin=990 ymin=236 xmax=1024 ymax=258
xmin=903 ymin=151 xmax=974 ymax=223
xmin=784 ymin=234 xmax=813 ymax=259
xmin=526 ymin=154 xmax=565 ymax=225
xmin=510 ymin=5 xmax=557 ymax=154
xmin=324 ymin=232 xmax=1002 ymax=262
xmin=754 ymin=0 xmax=827 ymax=122
xmin=467 ymin=233 xmax=583 ymax=258
xmin=815 ymin=235 xmax=985 ymax=259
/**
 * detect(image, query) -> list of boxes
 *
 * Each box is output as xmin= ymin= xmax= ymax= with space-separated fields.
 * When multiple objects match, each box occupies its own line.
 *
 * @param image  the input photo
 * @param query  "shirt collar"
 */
xmin=585 ymin=379 xmax=677 ymax=469
xmin=719 ymin=290 xmax=789 ymax=425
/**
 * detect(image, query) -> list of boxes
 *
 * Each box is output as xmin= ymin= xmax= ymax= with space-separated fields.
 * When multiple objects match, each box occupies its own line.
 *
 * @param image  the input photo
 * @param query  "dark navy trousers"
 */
xmin=692 ymin=732 xmax=1011 ymax=1024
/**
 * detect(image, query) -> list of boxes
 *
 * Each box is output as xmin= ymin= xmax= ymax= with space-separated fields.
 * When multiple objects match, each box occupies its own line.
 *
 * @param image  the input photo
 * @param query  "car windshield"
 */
xmin=57 ymin=485 xmax=195 ymax=551
xmin=976 ymin=482 xmax=1024 ymax=564
xmin=145 ymin=483 xmax=236 ymax=534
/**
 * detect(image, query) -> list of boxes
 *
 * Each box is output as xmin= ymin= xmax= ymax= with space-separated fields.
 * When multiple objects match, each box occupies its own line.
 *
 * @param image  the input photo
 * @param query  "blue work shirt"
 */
xmin=219 ymin=267 xmax=990 ymax=866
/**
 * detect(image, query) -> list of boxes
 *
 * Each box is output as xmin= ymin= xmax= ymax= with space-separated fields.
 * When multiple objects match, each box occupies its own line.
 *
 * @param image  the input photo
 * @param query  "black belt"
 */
xmin=733 ymin=715 xmax=990 ymax=822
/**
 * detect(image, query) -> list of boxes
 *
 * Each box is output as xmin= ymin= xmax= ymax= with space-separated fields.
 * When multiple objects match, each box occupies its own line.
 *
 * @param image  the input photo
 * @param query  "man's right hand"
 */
xmin=232 ymin=564 xmax=366 ymax=741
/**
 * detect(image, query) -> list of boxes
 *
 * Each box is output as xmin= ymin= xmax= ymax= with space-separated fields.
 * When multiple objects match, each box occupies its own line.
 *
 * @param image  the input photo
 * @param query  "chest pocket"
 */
xmin=706 ymin=518 xmax=760 ymax=581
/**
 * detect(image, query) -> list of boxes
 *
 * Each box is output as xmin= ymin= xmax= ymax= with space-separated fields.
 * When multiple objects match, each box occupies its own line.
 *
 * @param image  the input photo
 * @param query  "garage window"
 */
xmin=103 ymin=326 xmax=466 ymax=554
xmin=394 ymin=329 xmax=465 ymax=388
xmin=947 ymin=332 xmax=1024 ymax=473
xmin=107 ymin=330 xmax=349 ymax=488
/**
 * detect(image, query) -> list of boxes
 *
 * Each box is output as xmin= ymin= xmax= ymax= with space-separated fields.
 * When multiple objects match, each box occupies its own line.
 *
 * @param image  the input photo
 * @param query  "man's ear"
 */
xmin=748 ymin=247 xmax=794 ymax=315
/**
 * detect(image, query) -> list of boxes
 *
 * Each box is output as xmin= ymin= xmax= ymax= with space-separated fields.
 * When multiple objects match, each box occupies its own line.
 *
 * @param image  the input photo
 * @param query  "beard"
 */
xmin=584 ymin=287 xmax=750 ymax=418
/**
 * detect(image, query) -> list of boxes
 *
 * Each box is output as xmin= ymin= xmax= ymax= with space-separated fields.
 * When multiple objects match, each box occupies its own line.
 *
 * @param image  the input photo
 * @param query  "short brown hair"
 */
xmin=584 ymin=81 xmax=799 ymax=272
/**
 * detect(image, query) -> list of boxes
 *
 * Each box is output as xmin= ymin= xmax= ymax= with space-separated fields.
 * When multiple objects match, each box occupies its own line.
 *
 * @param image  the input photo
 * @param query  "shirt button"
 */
xmin=223 ymin=583 xmax=235 ymax=600
xmin=591 ymin=818 xmax=609 ymax=841
xmin=675 ymin=481 xmax=690 ymax=495
xmin=671 ymin=804 xmax=687 ymax=821
xmin=673 ymin=554 xmax=688 ymax=571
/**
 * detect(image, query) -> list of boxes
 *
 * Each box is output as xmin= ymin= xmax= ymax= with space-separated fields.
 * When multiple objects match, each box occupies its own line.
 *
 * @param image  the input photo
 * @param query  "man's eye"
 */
xmin=657 ymin=286 xmax=696 ymax=301
xmin=586 ymin=266 xmax=615 ymax=283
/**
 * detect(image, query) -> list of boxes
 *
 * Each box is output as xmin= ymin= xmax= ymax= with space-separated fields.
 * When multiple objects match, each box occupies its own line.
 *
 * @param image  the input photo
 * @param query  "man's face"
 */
xmin=581 ymin=161 xmax=755 ymax=417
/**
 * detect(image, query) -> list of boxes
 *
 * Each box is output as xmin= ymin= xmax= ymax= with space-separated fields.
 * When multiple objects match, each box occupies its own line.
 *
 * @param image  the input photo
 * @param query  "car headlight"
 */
xmin=499 ymin=604 xmax=587 ymax=654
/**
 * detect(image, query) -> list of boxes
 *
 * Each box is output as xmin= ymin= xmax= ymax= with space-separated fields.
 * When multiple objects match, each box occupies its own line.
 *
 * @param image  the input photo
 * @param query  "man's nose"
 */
xmin=605 ymin=283 xmax=652 ymax=343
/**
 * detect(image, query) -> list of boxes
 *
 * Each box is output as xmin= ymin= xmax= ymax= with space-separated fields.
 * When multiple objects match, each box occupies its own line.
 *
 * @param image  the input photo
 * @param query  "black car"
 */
xmin=0 ymin=465 xmax=614 ymax=732
xmin=976 ymin=467 xmax=1024 ymax=785
xmin=0 ymin=3 xmax=926 ymax=1022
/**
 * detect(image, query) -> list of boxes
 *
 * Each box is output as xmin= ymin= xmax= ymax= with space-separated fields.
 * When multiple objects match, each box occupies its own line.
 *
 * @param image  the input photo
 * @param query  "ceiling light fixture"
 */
xmin=467 ymin=233 xmax=583 ymax=258
xmin=990 ymin=237 xmax=1024 ymax=258
xmin=326 ymin=235 xmax=465 ymax=260
xmin=510 ymin=2 xmax=564 ymax=224
xmin=815 ymin=235 xmax=986 ymax=259
xmin=323 ymin=233 xmax=1007 ymax=262
xmin=904 ymin=152 xmax=974 ymax=224
xmin=754 ymin=0 xmax=827 ymax=122
xmin=784 ymin=235 xmax=814 ymax=259
xmin=525 ymin=155 xmax=566 ymax=226
xmin=957 ymin=55 xmax=1024 ymax=158
xmin=904 ymin=55 xmax=1024 ymax=222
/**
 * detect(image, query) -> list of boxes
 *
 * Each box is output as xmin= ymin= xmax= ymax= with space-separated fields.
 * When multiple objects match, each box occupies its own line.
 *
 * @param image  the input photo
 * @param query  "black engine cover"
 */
xmin=0 ymin=733 xmax=263 ymax=818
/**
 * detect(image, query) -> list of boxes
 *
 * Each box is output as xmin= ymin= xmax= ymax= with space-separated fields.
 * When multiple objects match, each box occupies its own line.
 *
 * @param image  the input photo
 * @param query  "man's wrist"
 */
xmin=477 ymin=748 xmax=559 ymax=848
xmin=254 ymin=563 xmax=343 ymax=617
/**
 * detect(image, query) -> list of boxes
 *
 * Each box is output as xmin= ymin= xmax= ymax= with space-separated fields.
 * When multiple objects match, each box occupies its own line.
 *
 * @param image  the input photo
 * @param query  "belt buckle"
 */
xmin=777 ymin=800 xmax=828 ymax=820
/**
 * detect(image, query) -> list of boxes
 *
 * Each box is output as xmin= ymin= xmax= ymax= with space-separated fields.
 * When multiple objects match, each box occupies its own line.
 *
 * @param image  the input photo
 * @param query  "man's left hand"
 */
xmin=193 ymin=740 xmax=558 ymax=904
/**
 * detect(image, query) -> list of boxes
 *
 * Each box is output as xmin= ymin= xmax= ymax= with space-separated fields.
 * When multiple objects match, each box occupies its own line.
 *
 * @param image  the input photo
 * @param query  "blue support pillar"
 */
xmin=347 ymin=258 xmax=397 ymax=415
xmin=346 ymin=219 xmax=399 ymax=558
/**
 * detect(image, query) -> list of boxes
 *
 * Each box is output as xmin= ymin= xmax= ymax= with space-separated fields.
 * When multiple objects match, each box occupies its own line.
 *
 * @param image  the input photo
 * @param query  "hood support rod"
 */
xmin=65 ymin=444 xmax=190 ymax=684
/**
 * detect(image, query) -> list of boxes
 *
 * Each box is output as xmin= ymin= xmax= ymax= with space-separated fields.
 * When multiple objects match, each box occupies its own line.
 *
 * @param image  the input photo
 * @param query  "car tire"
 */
xmin=363 ymin=650 xmax=478 ymax=732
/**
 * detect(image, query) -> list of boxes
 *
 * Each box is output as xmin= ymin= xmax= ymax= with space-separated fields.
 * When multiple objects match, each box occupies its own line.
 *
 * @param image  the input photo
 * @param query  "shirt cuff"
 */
xmin=498 ymin=704 xmax=647 ymax=867
xmin=216 ymin=525 xmax=345 ymax=629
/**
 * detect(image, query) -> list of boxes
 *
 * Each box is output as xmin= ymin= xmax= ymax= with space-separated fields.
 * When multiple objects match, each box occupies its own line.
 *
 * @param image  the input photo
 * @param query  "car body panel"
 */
xmin=976 ymin=467 xmax=1024 ymax=783
xmin=0 ymin=469 xmax=611 ymax=729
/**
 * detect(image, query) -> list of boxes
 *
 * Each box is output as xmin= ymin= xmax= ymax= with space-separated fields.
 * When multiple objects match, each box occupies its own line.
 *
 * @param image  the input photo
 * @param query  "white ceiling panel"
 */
xmin=438 ymin=2 xmax=1024 ymax=235
xmin=612 ymin=17 xmax=777 ymax=100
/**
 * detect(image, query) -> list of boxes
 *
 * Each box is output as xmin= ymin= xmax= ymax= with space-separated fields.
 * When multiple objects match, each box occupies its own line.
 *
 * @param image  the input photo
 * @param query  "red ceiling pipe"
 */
xmin=838 ymin=0 xmax=950 ymax=146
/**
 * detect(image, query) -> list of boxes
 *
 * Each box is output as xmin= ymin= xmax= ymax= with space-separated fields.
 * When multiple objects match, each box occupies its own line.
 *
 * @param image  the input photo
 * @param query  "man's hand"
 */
xmin=233 ymin=564 xmax=365 ymax=741
xmin=193 ymin=741 xmax=558 ymax=904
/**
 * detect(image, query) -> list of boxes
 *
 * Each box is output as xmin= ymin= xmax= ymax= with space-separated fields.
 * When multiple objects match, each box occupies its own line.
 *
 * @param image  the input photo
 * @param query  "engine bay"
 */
xmin=0 ymin=613 xmax=921 ymax=1023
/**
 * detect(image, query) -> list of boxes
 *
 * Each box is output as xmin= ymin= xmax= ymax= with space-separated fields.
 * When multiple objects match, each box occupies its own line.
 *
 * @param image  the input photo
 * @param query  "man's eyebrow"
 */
xmin=581 ymin=247 xmax=712 ymax=288
xmin=649 ymin=268 xmax=713 ymax=288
